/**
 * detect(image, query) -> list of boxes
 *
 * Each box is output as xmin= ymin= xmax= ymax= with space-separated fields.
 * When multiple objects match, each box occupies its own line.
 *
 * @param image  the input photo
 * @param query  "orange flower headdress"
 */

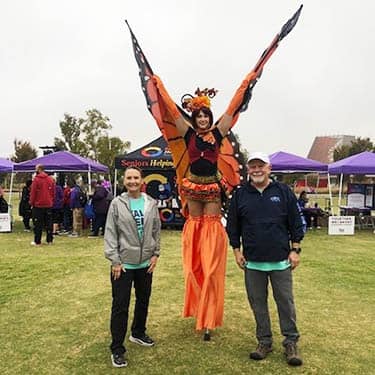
xmin=181 ymin=87 xmax=218 ymax=112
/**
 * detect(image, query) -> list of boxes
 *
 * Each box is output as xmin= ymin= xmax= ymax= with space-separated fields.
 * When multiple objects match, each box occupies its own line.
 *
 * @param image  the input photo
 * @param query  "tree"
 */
xmin=96 ymin=135 xmax=131 ymax=178
xmin=54 ymin=113 xmax=88 ymax=156
xmin=54 ymin=109 xmax=131 ymax=177
xmin=11 ymin=139 xmax=38 ymax=163
xmin=333 ymin=137 xmax=374 ymax=161
xmin=82 ymin=109 xmax=112 ymax=160
xmin=11 ymin=139 xmax=38 ymax=183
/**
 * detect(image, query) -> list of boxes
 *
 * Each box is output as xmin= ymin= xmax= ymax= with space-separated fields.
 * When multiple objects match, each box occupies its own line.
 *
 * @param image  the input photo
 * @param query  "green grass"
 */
xmin=1 ymin=221 xmax=375 ymax=374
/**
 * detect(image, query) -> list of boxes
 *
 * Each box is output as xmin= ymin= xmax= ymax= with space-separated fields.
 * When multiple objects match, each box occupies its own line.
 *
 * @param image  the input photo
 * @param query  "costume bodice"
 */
xmin=184 ymin=127 xmax=223 ymax=177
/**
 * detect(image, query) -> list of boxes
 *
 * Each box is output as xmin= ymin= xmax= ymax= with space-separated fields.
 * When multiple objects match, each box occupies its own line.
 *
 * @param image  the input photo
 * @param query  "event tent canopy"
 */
xmin=328 ymin=151 xmax=375 ymax=175
xmin=269 ymin=151 xmax=328 ymax=173
xmin=14 ymin=151 xmax=108 ymax=173
xmin=0 ymin=158 xmax=15 ymax=173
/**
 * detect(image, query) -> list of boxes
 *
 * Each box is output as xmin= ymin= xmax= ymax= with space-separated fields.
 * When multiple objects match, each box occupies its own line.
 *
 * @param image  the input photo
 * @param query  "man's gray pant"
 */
xmin=245 ymin=267 xmax=300 ymax=347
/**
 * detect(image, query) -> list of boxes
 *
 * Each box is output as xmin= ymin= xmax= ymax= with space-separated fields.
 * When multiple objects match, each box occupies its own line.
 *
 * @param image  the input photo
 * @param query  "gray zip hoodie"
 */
xmin=104 ymin=192 xmax=161 ymax=266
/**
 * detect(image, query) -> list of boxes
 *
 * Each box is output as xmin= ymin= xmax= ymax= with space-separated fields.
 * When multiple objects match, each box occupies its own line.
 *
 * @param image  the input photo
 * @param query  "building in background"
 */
xmin=307 ymin=135 xmax=355 ymax=163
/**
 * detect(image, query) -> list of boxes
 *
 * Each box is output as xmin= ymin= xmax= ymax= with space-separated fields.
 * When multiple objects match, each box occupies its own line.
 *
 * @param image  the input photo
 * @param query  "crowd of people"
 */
xmin=16 ymin=164 xmax=113 ymax=245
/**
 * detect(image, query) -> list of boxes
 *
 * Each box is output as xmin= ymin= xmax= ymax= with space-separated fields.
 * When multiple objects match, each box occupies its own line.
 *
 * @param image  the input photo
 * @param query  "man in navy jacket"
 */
xmin=226 ymin=152 xmax=304 ymax=367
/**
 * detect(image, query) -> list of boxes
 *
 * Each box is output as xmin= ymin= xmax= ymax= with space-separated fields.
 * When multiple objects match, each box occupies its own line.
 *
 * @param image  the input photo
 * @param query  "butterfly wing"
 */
xmin=218 ymin=131 xmax=247 ymax=194
xmin=126 ymin=21 xmax=191 ymax=188
xmin=222 ymin=5 xmax=303 ymax=128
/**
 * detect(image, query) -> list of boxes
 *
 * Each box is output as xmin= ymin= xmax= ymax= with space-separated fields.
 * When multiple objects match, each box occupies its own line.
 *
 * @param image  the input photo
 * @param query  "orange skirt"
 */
xmin=182 ymin=214 xmax=227 ymax=330
xmin=180 ymin=173 xmax=229 ymax=203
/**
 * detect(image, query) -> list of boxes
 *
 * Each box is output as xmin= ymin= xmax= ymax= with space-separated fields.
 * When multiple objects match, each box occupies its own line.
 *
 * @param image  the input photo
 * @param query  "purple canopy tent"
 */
xmin=269 ymin=151 xmax=328 ymax=172
xmin=328 ymin=151 xmax=375 ymax=175
xmin=328 ymin=151 xmax=375 ymax=212
xmin=14 ymin=151 xmax=109 ymax=195
xmin=0 ymin=158 xmax=15 ymax=173
xmin=269 ymin=151 xmax=330 ymax=213
xmin=14 ymin=151 xmax=108 ymax=173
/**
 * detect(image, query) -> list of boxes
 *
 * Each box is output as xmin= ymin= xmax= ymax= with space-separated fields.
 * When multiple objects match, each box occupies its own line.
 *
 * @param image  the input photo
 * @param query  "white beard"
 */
xmin=250 ymin=175 xmax=267 ymax=185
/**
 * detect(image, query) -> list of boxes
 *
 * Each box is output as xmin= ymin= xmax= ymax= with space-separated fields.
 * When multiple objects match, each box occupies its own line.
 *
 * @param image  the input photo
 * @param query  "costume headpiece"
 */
xmin=181 ymin=88 xmax=218 ymax=112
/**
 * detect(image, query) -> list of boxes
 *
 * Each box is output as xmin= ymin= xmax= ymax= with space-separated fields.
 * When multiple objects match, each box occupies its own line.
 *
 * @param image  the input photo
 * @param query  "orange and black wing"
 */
xmin=218 ymin=131 xmax=247 ymax=195
xmin=126 ymin=20 xmax=191 ymax=186
xmin=225 ymin=5 xmax=303 ymax=128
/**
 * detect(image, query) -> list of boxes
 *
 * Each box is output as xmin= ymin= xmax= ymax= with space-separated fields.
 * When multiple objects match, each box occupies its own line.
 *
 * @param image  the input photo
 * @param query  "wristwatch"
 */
xmin=291 ymin=247 xmax=302 ymax=254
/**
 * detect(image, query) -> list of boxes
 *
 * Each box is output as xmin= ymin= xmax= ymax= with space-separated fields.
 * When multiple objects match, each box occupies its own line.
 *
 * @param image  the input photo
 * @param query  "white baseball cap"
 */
xmin=247 ymin=152 xmax=270 ymax=164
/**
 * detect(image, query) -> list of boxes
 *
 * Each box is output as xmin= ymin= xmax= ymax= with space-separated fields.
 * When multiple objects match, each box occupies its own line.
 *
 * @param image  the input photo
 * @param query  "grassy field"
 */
xmin=1 ymin=220 xmax=374 ymax=375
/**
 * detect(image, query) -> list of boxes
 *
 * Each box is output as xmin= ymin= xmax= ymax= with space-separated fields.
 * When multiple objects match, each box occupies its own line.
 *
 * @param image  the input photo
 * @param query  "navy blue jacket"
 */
xmin=226 ymin=181 xmax=304 ymax=262
xmin=92 ymin=185 xmax=110 ymax=214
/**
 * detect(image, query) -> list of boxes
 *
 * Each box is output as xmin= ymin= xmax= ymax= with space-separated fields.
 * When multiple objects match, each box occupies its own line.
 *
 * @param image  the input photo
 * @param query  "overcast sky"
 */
xmin=1 ymin=0 xmax=374 ymax=159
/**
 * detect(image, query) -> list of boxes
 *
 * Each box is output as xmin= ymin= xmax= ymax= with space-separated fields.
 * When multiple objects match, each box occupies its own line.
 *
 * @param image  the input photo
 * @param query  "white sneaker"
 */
xmin=30 ymin=241 xmax=41 ymax=246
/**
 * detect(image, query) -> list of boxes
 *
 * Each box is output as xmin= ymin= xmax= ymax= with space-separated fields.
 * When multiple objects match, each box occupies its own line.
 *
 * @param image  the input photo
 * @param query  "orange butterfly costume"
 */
xmin=125 ymin=5 xmax=302 ymax=334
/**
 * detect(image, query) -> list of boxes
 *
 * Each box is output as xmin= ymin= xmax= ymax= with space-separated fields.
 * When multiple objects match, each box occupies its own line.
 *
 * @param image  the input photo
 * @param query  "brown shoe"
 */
xmin=249 ymin=344 xmax=272 ymax=360
xmin=285 ymin=342 xmax=303 ymax=366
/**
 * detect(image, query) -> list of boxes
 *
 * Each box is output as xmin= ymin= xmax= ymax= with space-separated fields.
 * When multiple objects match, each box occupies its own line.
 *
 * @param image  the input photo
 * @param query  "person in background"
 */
xmin=29 ymin=164 xmax=55 ymax=246
xmin=88 ymin=179 xmax=110 ymax=237
xmin=297 ymin=191 xmax=320 ymax=229
xmin=226 ymin=152 xmax=304 ymax=367
xmin=69 ymin=179 xmax=86 ymax=237
xmin=104 ymin=167 xmax=161 ymax=368
xmin=0 ymin=186 xmax=9 ymax=213
xmin=52 ymin=181 xmax=64 ymax=235
xmin=62 ymin=180 xmax=73 ymax=234
xmin=19 ymin=180 xmax=32 ymax=231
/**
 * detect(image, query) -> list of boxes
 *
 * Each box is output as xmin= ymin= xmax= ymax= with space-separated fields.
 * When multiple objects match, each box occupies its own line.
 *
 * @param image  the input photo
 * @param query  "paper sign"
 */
xmin=0 ymin=213 xmax=11 ymax=232
xmin=328 ymin=216 xmax=355 ymax=235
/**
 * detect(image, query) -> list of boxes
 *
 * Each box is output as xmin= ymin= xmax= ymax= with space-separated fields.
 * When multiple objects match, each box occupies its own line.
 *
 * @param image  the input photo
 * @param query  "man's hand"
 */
xmin=233 ymin=249 xmax=246 ymax=270
xmin=288 ymin=251 xmax=300 ymax=270
xmin=147 ymin=255 xmax=158 ymax=273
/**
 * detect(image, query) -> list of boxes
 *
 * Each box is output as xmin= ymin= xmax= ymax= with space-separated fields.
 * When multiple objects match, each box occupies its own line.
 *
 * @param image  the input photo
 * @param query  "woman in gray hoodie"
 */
xmin=104 ymin=167 xmax=161 ymax=368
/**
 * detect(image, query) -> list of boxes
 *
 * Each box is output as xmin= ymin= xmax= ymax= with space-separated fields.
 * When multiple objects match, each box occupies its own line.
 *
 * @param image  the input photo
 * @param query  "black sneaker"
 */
xmin=129 ymin=334 xmax=155 ymax=347
xmin=111 ymin=353 xmax=127 ymax=368
xmin=249 ymin=344 xmax=273 ymax=360
xmin=285 ymin=342 xmax=303 ymax=366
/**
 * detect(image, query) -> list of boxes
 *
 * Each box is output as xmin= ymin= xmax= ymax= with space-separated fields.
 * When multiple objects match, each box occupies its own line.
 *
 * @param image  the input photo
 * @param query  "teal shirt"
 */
xmin=246 ymin=260 xmax=290 ymax=271
xmin=123 ymin=196 xmax=148 ymax=270
xmin=129 ymin=196 xmax=144 ymax=239
xmin=123 ymin=260 xmax=150 ymax=270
